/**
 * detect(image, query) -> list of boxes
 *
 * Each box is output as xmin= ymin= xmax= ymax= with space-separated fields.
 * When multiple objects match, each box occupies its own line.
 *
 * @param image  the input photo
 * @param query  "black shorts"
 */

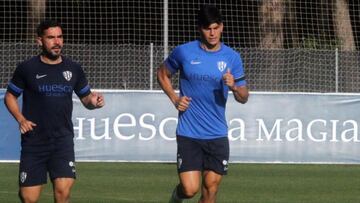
xmin=19 ymin=146 xmax=76 ymax=187
xmin=176 ymin=135 xmax=229 ymax=175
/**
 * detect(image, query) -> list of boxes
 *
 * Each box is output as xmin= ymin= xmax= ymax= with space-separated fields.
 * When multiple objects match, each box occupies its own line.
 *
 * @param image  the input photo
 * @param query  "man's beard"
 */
xmin=41 ymin=47 xmax=61 ymax=61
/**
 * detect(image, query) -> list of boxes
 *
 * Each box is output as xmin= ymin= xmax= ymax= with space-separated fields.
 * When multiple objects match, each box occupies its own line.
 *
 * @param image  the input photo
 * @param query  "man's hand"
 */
xmin=174 ymin=96 xmax=192 ymax=111
xmin=19 ymin=119 xmax=37 ymax=134
xmin=81 ymin=92 xmax=105 ymax=109
xmin=222 ymin=69 xmax=236 ymax=91
xmin=90 ymin=92 xmax=105 ymax=108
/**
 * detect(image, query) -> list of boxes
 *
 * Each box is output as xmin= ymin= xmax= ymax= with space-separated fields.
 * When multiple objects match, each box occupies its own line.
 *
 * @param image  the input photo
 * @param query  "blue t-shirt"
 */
xmin=7 ymin=55 xmax=91 ymax=151
xmin=165 ymin=40 xmax=246 ymax=139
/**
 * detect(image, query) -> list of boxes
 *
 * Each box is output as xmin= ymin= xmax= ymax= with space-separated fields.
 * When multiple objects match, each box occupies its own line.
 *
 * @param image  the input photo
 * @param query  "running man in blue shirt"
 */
xmin=157 ymin=5 xmax=249 ymax=203
xmin=4 ymin=20 xmax=105 ymax=203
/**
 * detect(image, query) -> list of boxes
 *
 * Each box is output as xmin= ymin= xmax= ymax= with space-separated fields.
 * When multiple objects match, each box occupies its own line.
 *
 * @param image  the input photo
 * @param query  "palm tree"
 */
xmin=27 ymin=0 xmax=46 ymax=41
xmin=333 ymin=0 xmax=355 ymax=51
xmin=285 ymin=0 xmax=299 ymax=48
xmin=332 ymin=0 xmax=359 ymax=92
xmin=259 ymin=0 xmax=285 ymax=49
xmin=258 ymin=0 xmax=285 ymax=91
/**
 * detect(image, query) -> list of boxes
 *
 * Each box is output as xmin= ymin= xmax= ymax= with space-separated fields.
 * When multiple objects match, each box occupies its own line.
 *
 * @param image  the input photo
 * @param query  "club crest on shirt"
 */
xmin=217 ymin=61 xmax=227 ymax=72
xmin=63 ymin=71 xmax=72 ymax=81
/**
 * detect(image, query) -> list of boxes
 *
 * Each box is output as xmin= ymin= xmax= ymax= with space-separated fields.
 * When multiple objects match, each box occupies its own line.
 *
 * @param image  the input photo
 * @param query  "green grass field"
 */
xmin=1 ymin=163 xmax=360 ymax=203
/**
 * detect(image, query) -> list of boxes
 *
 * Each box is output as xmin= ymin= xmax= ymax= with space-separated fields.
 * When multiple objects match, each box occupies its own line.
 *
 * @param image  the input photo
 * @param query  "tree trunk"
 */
xmin=259 ymin=0 xmax=285 ymax=49
xmin=27 ymin=0 xmax=46 ymax=41
xmin=258 ymin=0 xmax=285 ymax=91
xmin=333 ymin=0 xmax=355 ymax=51
xmin=285 ymin=0 xmax=299 ymax=48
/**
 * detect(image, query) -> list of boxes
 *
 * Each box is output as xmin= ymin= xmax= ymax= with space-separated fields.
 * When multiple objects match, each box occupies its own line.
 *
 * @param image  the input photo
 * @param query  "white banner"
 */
xmin=2 ymin=90 xmax=360 ymax=163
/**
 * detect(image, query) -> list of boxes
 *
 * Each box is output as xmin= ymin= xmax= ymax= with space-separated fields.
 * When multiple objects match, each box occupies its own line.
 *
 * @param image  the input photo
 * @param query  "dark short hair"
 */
xmin=36 ymin=19 xmax=62 ymax=37
xmin=197 ymin=5 xmax=223 ymax=28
